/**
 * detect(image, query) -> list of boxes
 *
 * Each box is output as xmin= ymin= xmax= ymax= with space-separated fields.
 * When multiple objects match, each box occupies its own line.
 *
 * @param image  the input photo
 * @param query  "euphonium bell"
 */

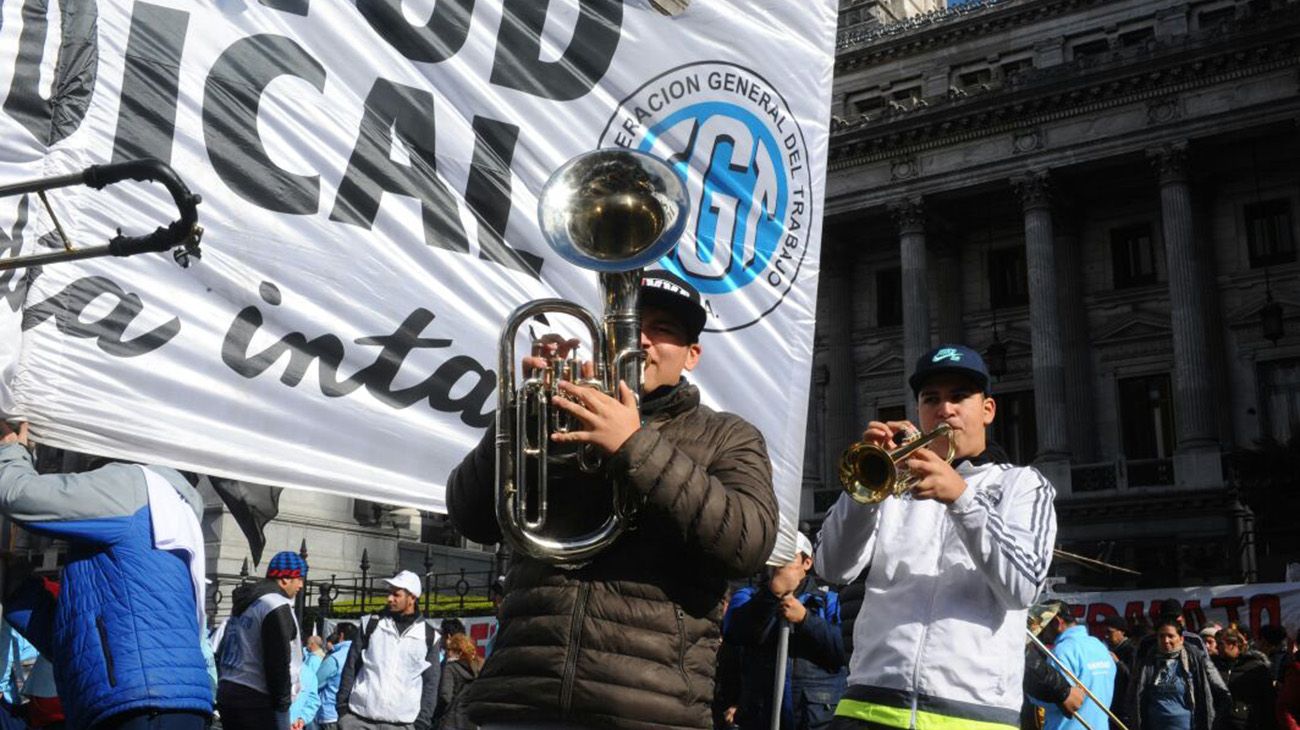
xmin=839 ymin=424 xmax=956 ymax=504
xmin=495 ymin=149 xmax=689 ymax=565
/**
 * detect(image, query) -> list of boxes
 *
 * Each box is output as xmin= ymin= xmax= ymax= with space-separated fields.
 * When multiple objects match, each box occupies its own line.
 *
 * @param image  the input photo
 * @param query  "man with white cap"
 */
xmin=335 ymin=570 xmax=440 ymax=730
xmin=724 ymin=532 xmax=848 ymax=730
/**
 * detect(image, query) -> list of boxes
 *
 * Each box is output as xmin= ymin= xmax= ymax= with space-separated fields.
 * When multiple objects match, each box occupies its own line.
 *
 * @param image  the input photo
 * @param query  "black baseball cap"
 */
xmin=909 ymin=344 xmax=991 ymax=397
xmin=640 ymin=270 xmax=707 ymax=343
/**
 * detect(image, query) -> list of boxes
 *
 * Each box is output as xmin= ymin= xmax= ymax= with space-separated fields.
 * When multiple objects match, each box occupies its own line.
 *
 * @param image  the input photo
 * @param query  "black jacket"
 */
xmin=448 ymin=381 xmax=778 ymax=730
xmin=435 ymin=660 xmax=478 ymax=730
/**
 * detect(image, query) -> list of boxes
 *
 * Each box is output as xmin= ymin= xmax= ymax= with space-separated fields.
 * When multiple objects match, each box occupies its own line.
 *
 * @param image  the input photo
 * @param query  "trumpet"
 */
xmin=0 ymin=158 xmax=202 ymax=271
xmin=495 ymin=149 xmax=688 ymax=565
xmin=839 ymin=424 xmax=956 ymax=504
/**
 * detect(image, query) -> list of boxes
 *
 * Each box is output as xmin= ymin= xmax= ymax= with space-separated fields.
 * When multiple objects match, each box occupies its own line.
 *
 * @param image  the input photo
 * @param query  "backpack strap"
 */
xmin=361 ymin=616 xmax=380 ymax=651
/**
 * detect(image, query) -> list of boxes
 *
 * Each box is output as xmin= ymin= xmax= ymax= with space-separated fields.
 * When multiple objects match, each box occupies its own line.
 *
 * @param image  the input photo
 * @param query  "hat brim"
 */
xmin=641 ymin=288 xmax=706 ymax=341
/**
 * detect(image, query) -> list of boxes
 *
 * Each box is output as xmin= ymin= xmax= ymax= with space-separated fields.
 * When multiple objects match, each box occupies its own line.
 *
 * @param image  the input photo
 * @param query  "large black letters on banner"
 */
xmin=467 ymin=116 xmax=543 ymax=279
xmin=259 ymin=0 xmax=309 ymax=16
xmin=0 ymin=198 xmax=33 ymax=313
xmin=22 ymin=276 xmax=181 ymax=357
xmin=4 ymin=0 xmax=98 ymax=146
xmin=356 ymin=0 xmax=475 ymax=63
xmin=203 ymin=35 xmax=326 ymax=215
xmin=222 ymin=282 xmax=494 ymax=426
xmin=111 ymin=3 xmax=190 ymax=164
xmin=329 ymin=79 xmax=469 ymax=253
xmin=490 ymin=0 xmax=622 ymax=101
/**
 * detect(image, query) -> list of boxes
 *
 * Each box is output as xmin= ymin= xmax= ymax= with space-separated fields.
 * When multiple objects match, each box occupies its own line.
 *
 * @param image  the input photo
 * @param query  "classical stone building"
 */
xmin=806 ymin=0 xmax=1300 ymax=588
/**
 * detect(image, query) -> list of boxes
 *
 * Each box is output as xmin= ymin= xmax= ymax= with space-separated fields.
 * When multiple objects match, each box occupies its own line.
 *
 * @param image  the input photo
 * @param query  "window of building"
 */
xmin=988 ymin=247 xmax=1029 ymax=308
xmin=878 ymin=405 xmax=907 ymax=424
xmin=876 ymin=267 xmax=903 ymax=327
xmin=1111 ymin=223 xmax=1158 ymax=288
xmin=1118 ymin=374 xmax=1176 ymax=485
xmin=957 ymin=68 xmax=993 ymax=90
xmin=1000 ymin=57 xmax=1034 ymax=78
xmin=1071 ymin=38 xmax=1111 ymax=60
xmin=1117 ymin=27 xmax=1155 ymax=47
xmin=1245 ymin=198 xmax=1296 ymax=267
xmin=891 ymin=85 xmax=922 ymax=103
xmin=1258 ymin=358 xmax=1300 ymax=444
xmin=1197 ymin=5 xmax=1237 ymax=27
xmin=850 ymin=93 xmax=885 ymax=116
xmin=991 ymin=390 xmax=1038 ymax=465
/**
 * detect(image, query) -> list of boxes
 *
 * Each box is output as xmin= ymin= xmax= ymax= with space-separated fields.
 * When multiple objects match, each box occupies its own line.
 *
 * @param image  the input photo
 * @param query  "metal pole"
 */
xmin=1025 ymin=630 xmax=1125 ymax=730
xmin=770 ymin=622 xmax=790 ymax=730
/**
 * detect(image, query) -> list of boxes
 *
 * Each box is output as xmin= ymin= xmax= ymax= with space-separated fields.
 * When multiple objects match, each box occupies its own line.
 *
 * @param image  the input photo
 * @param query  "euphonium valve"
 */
xmin=839 ymin=424 xmax=955 ymax=504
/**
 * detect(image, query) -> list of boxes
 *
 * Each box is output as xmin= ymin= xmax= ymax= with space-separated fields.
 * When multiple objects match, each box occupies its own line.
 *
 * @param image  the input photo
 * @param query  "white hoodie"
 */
xmin=815 ymin=460 xmax=1057 ymax=730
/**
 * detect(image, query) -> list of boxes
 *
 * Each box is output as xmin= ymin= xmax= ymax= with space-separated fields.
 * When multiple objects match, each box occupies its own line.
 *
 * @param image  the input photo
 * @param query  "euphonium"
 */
xmin=839 ymin=424 xmax=956 ymax=504
xmin=495 ymin=149 xmax=689 ymax=565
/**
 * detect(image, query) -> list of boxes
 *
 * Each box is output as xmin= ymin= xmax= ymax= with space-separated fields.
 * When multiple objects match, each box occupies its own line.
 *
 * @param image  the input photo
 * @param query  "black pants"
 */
xmin=215 ymin=705 xmax=276 ymax=730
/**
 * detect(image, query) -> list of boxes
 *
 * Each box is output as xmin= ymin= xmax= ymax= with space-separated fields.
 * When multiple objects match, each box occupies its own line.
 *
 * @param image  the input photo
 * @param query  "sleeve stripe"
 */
xmin=974 ymin=472 xmax=1055 ymax=583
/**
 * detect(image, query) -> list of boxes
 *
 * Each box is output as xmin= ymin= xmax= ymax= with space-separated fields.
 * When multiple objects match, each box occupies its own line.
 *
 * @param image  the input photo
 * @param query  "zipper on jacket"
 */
xmin=909 ymin=511 xmax=949 ymax=727
xmin=559 ymin=582 xmax=593 ymax=714
xmin=96 ymin=616 xmax=117 ymax=687
xmin=674 ymin=607 xmax=695 ymax=703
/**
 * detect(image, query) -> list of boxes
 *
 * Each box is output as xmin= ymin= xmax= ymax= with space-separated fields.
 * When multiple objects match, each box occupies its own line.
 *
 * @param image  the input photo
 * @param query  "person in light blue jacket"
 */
xmin=1031 ymin=602 xmax=1117 ymax=730
xmin=291 ymin=643 xmax=324 ymax=730
xmin=316 ymin=623 xmax=356 ymax=730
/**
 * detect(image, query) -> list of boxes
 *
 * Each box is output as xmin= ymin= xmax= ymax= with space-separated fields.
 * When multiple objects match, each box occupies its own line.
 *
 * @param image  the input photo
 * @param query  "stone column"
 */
xmin=890 ymin=196 xmax=931 ymax=420
xmin=1149 ymin=143 xmax=1222 ymax=486
xmin=935 ymin=239 xmax=965 ymax=345
xmin=1054 ymin=209 xmax=1099 ymax=462
xmin=819 ymin=245 xmax=859 ymax=485
xmin=1013 ymin=173 xmax=1072 ymax=486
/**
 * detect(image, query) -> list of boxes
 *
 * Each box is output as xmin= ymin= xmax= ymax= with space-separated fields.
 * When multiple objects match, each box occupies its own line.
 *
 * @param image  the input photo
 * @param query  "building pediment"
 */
xmin=1093 ymin=310 xmax=1172 ymax=346
xmin=857 ymin=350 xmax=905 ymax=378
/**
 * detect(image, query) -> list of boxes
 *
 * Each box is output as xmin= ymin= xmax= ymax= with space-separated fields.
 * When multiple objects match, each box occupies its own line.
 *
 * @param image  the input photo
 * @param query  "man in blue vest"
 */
xmin=725 ymin=532 xmax=848 ymax=730
xmin=1031 ymin=601 xmax=1116 ymax=730
xmin=0 ymin=422 xmax=213 ymax=729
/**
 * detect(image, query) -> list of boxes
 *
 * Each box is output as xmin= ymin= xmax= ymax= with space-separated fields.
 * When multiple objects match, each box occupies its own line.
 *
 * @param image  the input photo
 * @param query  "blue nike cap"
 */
xmin=909 ymin=344 xmax=991 ymax=397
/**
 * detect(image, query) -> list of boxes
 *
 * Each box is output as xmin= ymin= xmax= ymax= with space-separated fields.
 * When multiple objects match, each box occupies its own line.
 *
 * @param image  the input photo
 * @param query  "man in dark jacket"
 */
xmin=1103 ymin=614 xmax=1135 ymax=730
xmin=216 ymin=551 xmax=306 ymax=730
xmin=725 ymin=532 xmax=847 ymax=730
xmin=0 ymin=423 xmax=213 ymax=729
xmin=447 ymin=270 xmax=778 ymax=730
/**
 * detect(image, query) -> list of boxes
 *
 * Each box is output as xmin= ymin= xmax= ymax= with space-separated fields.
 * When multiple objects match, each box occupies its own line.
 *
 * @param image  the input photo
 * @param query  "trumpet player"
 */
xmin=446 ymin=271 xmax=778 ymax=730
xmin=816 ymin=344 xmax=1059 ymax=730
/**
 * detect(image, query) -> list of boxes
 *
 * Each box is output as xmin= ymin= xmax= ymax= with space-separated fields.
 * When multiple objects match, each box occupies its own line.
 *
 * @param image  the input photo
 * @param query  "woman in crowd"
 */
xmin=1216 ymin=629 xmax=1274 ymax=730
xmin=1124 ymin=617 xmax=1230 ymax=729
xmin=435 ymin=632 xmax=483 ymax=730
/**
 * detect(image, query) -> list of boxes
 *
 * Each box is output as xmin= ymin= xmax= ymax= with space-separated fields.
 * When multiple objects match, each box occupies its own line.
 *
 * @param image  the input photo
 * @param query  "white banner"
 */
xmin=0 ymin=1 xmax=836 ymax=562
xmin=1052 ymin=582 xmax=1300 ymax=636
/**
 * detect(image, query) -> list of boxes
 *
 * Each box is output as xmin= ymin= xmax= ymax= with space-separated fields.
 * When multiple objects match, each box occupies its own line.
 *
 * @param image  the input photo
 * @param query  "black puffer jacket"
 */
xmin=448 ymin=381 xmax=777 ymax=730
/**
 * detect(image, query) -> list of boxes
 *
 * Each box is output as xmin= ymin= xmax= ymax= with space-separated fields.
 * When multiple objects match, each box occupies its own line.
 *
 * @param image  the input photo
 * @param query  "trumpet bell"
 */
xmin=538 ymin=149 xmax=688 ymax=272
xmin=839 ymin=442 xmax=896 ymax=504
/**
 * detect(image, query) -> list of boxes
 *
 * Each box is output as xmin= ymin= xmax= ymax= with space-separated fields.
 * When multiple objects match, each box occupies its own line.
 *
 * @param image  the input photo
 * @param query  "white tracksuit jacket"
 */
xmin=815 ymin=459 xmax=1057 ymax=730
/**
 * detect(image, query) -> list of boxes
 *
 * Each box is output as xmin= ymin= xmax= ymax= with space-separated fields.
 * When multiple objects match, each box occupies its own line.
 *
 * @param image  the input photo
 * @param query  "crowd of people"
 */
xmin=0 ymin=269 xmax=1295 ymax=730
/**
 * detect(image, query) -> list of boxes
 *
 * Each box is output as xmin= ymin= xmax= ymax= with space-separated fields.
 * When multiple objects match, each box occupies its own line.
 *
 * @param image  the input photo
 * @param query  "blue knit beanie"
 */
xmin=266 ymin=551 xmax=308 ymax=580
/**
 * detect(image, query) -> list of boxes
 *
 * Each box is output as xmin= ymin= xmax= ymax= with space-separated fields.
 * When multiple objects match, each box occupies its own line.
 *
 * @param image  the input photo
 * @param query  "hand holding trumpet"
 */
xmin=849 ymin=420 xmax=965 ymax=504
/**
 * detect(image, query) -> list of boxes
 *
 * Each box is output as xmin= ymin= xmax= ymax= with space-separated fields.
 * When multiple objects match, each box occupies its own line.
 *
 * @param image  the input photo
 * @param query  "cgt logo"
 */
xmin=600 ymin=62 xmax=813 ymax=332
